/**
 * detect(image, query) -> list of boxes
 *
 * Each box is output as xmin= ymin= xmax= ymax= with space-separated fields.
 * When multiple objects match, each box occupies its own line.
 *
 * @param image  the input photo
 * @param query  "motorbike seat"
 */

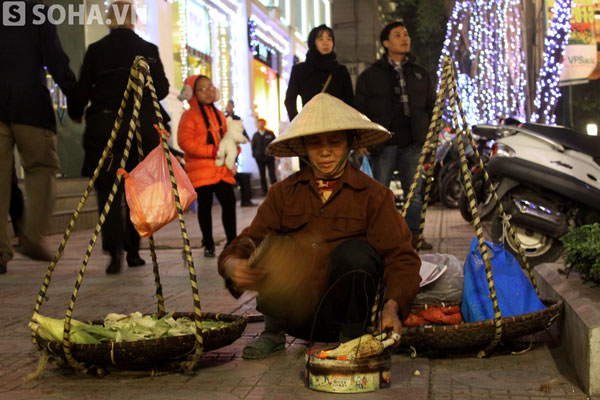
xmin=519 ymin=123 xmax=600 ymax=158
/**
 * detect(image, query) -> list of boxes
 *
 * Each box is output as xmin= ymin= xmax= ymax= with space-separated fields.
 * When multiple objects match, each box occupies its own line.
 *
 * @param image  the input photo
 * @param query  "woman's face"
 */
xmin=305 ymin=131 xmax=348 ymax=177
xmin=194 ymin=77 xmax=215 ymax=105
xmin=315 ymin=30 xmax=333 ymax=55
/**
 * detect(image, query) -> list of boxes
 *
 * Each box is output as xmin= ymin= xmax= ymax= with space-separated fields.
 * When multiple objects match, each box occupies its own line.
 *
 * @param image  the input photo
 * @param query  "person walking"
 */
xmin=0 ymin=0 xmax=77 ymax=274
xmin=251 ymin=119 xmax=277 ymax=196
xmin=355 ymin=21 xmax=435 ymax=250
xmin=284 ymin=24 xmax=353 ymax=121
xmin=225 ymin=100 xmax=255 ymax=207
xmin=177 ymin=75 xmax=237 ymax=258
xmin=68 ymin=0 xmax=170 ymax=273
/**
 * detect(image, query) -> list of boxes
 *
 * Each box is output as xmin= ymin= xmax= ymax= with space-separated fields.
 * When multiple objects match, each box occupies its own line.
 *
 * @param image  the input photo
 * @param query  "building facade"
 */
xmin=51 ymin=0 xmax=332 ymax=178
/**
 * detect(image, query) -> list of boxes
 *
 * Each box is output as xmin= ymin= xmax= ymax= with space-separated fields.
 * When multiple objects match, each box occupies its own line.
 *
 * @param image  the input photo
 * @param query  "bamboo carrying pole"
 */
xmin=369 ymin=56 xmax=539 ymax=357
xmin=30 ymin=56 xmax=204 ymax=375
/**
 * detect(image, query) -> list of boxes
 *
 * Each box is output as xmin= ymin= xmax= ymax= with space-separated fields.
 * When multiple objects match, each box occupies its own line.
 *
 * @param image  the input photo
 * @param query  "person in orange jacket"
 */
xmin=177 ymin=75 xmax=237 ymax=257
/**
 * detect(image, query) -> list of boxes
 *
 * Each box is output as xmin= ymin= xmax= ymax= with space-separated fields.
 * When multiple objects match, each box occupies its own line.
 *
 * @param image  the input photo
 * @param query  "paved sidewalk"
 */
xmin=0 ymin=199 xmax=592 ymax=399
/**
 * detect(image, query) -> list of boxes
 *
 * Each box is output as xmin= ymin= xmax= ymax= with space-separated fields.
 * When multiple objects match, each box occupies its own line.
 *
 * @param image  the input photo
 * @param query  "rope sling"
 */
xmin=30 ymin=56 xmax=205 ymax=375
xmin=369 ymin=56 xmax=541 ymax=357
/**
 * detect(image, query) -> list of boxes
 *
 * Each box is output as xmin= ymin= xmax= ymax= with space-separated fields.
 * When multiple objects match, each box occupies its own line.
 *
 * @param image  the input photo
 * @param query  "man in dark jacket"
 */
xmin=68 ymin=1 xmax=170 ymax=274
xmin=0 ymin=1 xmax=77 ymax=274
xmin=355 ymin=21 xmax=435 ymax=250
xmin=252 ymin=119 xmax=277 ymax=195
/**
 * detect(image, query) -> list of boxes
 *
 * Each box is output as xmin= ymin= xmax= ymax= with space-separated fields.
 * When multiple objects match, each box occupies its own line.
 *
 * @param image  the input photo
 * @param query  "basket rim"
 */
xmin=34 ymin=311 xmax=247 ymax=351
xmin=402 ymin=298 xmax=562 ymax=334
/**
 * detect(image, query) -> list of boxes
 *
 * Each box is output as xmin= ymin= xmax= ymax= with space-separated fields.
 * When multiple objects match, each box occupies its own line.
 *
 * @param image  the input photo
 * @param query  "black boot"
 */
xmin=106 ymin=251 xmax=122 ymax=274
xmin=126 ymin=252 xmax=146 ymax=267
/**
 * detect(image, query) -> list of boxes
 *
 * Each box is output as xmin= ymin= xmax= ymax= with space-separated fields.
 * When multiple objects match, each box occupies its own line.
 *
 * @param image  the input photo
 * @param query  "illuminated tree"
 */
xmin=531 ymin=0 xmax=572 ymax=125
xmin=438 ymin=0 xmax=527 ymax=126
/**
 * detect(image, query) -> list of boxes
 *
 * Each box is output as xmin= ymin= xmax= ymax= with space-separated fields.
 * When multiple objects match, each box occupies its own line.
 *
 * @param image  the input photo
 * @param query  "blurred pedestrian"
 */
xmin=355 ymin=21 xmax=435 ymax=250
xmin=284 ymin=24 xmax=353 ymax=121
xmin=177 ymin=75 xmax=237 ymax=258
xmin=252 ymin=118 xmax=277 ymax=196
xmin=224 ymin=100 xmax=249 ymax=140
xmin=0 ymin=0 xmax=77 ymax=274
xmin=225 ymin=100 xmax=256 ymax=207
xmin=68 ymin=0 xmax=170 ymax=273
xmin=9 ymin=168 xmax=24 ymax=243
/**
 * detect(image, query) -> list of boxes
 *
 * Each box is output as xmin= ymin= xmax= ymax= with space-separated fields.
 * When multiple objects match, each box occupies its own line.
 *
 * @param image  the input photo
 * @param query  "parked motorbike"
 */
xmin=457 ymin=123 xmax=517 ymax=221
xmin=479 ymin=123 xmax=600 ymax=265
xmin=439 ymin=125 xmax=500 ymax=209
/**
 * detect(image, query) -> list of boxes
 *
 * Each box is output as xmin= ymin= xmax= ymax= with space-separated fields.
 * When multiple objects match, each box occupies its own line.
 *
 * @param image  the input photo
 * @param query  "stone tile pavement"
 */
xmin=0 ymin=199 xmax=593 ymax=399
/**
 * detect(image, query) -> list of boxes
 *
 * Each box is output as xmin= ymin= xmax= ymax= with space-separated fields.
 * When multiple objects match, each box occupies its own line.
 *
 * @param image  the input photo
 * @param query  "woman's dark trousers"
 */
xmin=195 ymin=180 xmax=237 ymax=249
xmin=95 ymin=173 xmax=140 ymax=257
xmin=262 ymin=239 xmax=382 ymax=342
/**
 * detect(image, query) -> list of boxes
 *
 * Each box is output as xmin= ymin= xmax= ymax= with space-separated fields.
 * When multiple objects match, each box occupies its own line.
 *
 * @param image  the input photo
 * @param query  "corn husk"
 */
xmin=29 ymin=312 xmax=231 ymax=344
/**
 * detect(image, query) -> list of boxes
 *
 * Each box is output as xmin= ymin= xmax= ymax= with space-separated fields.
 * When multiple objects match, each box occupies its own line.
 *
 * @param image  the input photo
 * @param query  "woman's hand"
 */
xmin=378 ymin=298 xmax=402 ymax=345
xmin=223 ymin=256 xmax=264 ymax=291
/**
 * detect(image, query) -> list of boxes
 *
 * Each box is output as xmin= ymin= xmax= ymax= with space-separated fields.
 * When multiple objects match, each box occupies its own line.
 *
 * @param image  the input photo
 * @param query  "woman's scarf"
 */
xmin=305 ymin=48 xmax=338 ymax=72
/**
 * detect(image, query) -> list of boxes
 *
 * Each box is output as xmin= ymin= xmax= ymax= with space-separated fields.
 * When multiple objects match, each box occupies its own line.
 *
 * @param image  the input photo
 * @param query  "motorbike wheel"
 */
xmin=439 ymin=167 xmax=461 ymax=209
xmin=458 ymin=172 xmax=486 ymax=223
xmin=458 ymin=191 xmax=473 ymax=222
xmin=490 ymin=210 xmax=564 ymax=266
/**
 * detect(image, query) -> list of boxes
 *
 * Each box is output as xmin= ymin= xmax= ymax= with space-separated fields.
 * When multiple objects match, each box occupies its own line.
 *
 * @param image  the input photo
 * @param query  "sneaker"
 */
xmin=241 ymin=201 xmax=258 ymax=207
xmin=204 ymin=247 xmax=216 ymax=258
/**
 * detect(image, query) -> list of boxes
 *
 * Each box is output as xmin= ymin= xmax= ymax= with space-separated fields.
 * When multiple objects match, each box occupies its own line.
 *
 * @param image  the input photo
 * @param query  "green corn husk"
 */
xmin=30 ymin=312 xmax=233 ymax=344
xmin=29 ymin=313 xmax=107 ymax=344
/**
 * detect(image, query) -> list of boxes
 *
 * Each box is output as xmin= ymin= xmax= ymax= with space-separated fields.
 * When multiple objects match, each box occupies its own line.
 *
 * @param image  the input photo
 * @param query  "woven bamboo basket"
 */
xmin=29 ymin=57 xmax=247 ymax=374
xmin=400 ymin=299 xmax=562 ymax=350
xmin=33 ymin=312 xmax=247 ymax=370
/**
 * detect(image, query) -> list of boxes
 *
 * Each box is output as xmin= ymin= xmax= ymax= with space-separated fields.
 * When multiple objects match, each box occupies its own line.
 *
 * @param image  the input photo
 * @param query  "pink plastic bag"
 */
xmin=117 ymin=145 xmax=196 ymax=238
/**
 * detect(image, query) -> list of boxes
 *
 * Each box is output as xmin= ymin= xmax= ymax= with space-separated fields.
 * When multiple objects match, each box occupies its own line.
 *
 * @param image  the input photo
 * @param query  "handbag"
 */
xmin=461 ymin=238 xmax=545 ymax=322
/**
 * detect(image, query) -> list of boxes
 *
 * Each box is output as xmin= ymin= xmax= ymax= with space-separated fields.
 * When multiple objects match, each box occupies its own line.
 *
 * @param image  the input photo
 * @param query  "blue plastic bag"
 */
xmin=461 ymin=238 xmax=545 ymax=322
xmin=361 ymin=156 xmax=373 ymax=178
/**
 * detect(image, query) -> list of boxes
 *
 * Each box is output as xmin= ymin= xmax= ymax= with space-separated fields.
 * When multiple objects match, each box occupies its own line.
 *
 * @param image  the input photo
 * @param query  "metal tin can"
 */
xmin=304 ymin=348 xmax=391 ymax=393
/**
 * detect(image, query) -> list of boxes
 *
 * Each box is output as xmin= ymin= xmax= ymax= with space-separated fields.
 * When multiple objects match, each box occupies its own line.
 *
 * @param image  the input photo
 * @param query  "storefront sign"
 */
xmin=549 ymin=0 xmax=597 ymax=85
xmin=187 ymin=0 xmax=210 ymax=55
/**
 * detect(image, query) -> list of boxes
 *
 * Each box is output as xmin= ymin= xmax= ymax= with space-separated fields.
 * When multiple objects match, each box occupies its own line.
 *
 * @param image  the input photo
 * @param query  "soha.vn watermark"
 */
xmin=2 ymin=2 xmax=147 ymax=26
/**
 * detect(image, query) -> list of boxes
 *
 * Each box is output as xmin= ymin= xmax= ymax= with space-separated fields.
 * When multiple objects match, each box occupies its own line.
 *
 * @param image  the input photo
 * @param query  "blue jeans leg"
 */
xmin=372 ymin=145 xmax=397 ymax=188
xmin=396 ymin=145 xmax=424 ymax=236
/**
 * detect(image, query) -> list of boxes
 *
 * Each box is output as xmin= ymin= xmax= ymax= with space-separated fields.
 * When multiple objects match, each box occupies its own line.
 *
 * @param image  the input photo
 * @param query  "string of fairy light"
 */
xmin=438 ymin=0 xmax=527 ymax=126
xmin=531 ymin=0 xmax=572 ymax=125
xmin=248 ymin=15 xmax=291 ymax=83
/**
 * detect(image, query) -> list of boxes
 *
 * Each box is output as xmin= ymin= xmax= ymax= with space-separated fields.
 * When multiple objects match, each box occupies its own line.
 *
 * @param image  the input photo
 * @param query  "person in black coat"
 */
xmin=284 ymin=25 xmax=353 ymax=121
xmin=251 ymin=118 xmax=277 ymax=195
xmin=0 ymin=0 xmax=77 ymax=274
xmin=68 ymin=1 xmax=170 ymax=274
xmin=355 ymin=21 xmax=435 ymax=250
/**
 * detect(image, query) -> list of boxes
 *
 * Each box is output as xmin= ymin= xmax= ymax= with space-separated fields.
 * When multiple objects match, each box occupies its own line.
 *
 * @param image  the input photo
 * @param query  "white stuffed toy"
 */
xmin=216 ymin=117 xmax=248 ymax=170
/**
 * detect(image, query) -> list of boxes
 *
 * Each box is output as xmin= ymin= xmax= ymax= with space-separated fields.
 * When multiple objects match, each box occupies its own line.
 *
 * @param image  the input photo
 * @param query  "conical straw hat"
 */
xmin=267 ymin=93 xmax=391 ymax=157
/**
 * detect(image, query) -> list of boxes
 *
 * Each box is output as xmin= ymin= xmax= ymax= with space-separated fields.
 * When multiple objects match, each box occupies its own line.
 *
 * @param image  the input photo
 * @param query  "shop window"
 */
xmin=280 ymin=0 xmax=291 ymax=26
xmin=253 ymin=60 xmax=281 ymax=136
xmin=294 ymin=0 xmax=307 ymax=38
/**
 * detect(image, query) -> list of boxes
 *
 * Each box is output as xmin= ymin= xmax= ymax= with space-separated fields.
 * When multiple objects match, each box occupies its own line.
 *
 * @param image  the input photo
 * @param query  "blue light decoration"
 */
xmin=247 ymin=17 xmax=259 ymax=57
xmin=437 ymin=0 xmax=527 ymax=126
xmin=530 ymin=0 xmax=572 ymax=125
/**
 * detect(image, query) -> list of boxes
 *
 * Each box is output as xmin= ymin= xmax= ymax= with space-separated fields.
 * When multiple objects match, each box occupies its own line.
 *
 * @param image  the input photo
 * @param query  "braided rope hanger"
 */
xmin=370 ymin=56 xmax=538 ymax=357
xmin=30 ymin=56 xmax=204 ymax=374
